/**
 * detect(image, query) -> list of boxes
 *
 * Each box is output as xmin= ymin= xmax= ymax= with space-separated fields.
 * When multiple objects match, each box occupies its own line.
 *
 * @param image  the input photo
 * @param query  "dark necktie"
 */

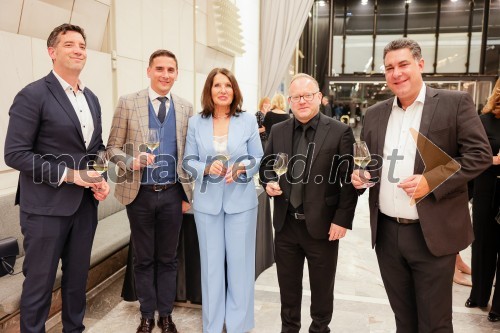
xmin=289 ymin=125 xmax=309 ymax=209
xmin=157 ymin=96 xmax=168 ymax=123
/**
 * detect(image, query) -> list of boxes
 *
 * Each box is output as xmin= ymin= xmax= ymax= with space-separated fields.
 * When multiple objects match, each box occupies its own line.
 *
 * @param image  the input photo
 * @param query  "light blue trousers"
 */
xmin=194 ymin=207 xmax=258 ymax=333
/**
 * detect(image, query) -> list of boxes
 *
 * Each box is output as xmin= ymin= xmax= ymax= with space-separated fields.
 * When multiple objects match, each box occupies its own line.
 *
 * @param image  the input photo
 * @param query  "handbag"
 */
xmin=0 ymin=237 xmax=19 ymax=277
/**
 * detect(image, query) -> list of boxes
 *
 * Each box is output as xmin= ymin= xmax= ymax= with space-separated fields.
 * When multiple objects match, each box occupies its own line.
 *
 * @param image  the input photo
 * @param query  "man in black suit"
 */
xmin=4 ymin=24 xmax=109 ymax=333
xmin=259 ymin=73 xmax=358 ymax=333
xmin=351 ymin=38 xmax=491 ymax=332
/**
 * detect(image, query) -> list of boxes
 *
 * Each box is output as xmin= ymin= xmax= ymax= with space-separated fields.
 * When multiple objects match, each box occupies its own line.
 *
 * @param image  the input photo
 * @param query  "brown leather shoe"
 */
xmin=136 ymin=318 xmax=155 ymax=333
xmin=158 ymin=315 xmax=178 ymax=333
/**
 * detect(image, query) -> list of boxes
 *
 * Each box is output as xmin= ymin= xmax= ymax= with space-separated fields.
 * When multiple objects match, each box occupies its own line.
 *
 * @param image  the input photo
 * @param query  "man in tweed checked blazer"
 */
xmin=107 ymin=49 xmax=193 ymax=333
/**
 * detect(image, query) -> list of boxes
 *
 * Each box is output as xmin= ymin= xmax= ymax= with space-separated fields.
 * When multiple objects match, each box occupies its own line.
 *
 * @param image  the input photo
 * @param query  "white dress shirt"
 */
xmin=52 ymin=70 xmax=94 ymax=148
xmin=379 ymin=83 xmax=426 ymax=219
xmin=148 ymin=87 xmax=171 ymax=117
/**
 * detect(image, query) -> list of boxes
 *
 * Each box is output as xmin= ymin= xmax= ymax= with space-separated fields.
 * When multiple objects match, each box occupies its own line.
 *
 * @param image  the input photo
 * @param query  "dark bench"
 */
xmin=0 ymin=181 xmax=130 ymax=332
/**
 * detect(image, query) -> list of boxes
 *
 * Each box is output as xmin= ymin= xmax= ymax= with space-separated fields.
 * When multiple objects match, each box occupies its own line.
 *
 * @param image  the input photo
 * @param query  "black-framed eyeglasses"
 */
xmin=289 ymin=91 xmax=320 ymax=104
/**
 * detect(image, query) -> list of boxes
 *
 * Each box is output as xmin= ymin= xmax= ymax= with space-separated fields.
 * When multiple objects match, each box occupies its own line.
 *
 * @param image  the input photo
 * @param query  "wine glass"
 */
xmin=353 ymin=141 xmax=375 ymax=188
xmin=146 ymin=129 xmax=160 ymax=168
xmin=273 ymin=153 xmax=289 ymax=182
xmin=218 ymin=151 xmax=231 ymax=164
xmin=90 ymin=150 xmax=108 ymax=175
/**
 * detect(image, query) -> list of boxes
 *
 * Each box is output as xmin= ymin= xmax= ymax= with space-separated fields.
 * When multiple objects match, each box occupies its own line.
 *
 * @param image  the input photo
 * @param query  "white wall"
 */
xmin=194 ymin=0 xmax=260 ymax=113
xmin=234 ymin=0 xmax=260 ymax=113
xmin=0 ymin=0 xmax=260 ymax=195
xmin=113 ymin=0 xmax=196 ymax=104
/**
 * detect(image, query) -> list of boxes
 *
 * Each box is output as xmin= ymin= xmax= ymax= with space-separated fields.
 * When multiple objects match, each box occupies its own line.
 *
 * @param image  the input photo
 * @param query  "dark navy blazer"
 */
xmin=4 ymin=71 xmax=104 ymax=216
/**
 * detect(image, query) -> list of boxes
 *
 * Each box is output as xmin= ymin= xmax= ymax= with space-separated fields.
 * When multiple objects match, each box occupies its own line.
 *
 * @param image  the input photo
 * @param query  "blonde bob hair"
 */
xmin=270 ymin=93 xmax=286 ymax=111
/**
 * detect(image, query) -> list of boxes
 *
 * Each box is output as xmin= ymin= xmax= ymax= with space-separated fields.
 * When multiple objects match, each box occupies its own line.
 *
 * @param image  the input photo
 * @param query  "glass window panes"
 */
xmin=407 ymin=33 xmax=435 ymax=73
xmin=407 ymin=0 xmax=438 ymax=34
xmin=437 ymin=33 xmax=469 ymax=73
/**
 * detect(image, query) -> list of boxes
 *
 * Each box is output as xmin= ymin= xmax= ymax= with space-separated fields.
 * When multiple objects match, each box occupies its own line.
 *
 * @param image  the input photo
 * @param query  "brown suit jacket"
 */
xmin=106 ymin=89 xmax=193 ymax=205
xmin=362 ymin=86 xmax=491 ymax=256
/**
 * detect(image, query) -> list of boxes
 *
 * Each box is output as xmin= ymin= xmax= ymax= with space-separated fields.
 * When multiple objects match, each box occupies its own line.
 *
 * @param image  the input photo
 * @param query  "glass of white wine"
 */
xmin=218 ymin=151 xmax=230 ymax=164
xmin=353 ymin=141 xmax=375 ymax=188
xmin=146 ymin=128 xmax=160 ymax=168
xmin=273 ymin=153 xmax=289 ymax=182
xmin=91 ymin=150 xmax=108 ymax=175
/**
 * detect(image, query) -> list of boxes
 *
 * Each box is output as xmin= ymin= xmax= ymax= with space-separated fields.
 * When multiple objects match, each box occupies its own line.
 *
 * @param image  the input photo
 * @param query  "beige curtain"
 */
xmin=260 ymin=0 xmax=314 ymax=98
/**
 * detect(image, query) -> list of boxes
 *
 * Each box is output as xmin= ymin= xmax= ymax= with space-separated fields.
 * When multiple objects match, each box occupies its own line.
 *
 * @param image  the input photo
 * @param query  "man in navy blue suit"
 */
xmin=4 ymin=24 xmax=109 ymax=333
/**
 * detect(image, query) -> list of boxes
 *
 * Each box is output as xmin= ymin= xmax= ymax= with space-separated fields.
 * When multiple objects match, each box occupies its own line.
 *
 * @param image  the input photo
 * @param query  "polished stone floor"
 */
xmin=48 ymin=193 xmax=499 ymax=333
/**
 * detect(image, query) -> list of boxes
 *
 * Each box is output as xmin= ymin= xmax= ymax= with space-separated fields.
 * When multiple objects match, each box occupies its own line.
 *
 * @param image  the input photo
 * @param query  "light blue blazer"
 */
xmin=183 ymin=111 xmax=263 ymax=215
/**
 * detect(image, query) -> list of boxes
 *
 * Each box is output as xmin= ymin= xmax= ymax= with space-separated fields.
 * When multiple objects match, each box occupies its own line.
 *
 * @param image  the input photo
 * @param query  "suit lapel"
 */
xmin=45 ymin=72 xmax=85 ymax=146
xmin=279 ymin=119 xmax=294 ymax=196
xmin=414 ymin=87 xmax=439 ymax=173
xmin=282 ymin=119 xmax=294 ymax=157
xmin=376 ymin=99 xmax=393 ymax=158
xmin=198 ymin=115 xmax=214 ymax=155
xmin=135 ymin=89 xmax=150 ymax=143
xmin=227 ymin=114 xmax=245 ymax=156
xmin=171 ymin=94 xmax=188 ymax=156
xmin=310 ymin=113 xmax=330 ymax=165
xmin=83 ymin=90 xmax=99 ymax=146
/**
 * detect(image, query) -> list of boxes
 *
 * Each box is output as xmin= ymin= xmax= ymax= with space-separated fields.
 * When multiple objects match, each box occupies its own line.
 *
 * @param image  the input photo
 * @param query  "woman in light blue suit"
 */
xmin=183 ymin=68 xmax=263 ymax=333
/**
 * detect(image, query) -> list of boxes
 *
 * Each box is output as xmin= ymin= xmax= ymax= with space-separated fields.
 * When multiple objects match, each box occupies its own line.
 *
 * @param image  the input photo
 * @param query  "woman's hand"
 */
xmin=225 ymin=163 xmax=246 ymax=183
xmin=206 ymin=160 xmax=227 ymax=177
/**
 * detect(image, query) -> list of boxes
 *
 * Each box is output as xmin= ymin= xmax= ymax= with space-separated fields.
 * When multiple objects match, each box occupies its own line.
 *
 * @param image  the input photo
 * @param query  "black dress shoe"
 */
xmin=158 ymin=315 xmax=178 ymax=333
xmin=136 ymin=318 xmax=155 ymax=333
xmin=488 ymin=312 xmax=500 ymax=322
xmin=465 ymin=298 xmax=480 ymax=308
xmin=465 ymin=298 xmax=477 ymax=308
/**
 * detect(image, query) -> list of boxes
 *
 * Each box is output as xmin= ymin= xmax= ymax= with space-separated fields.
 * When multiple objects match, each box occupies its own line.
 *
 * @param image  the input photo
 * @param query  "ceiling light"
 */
xmin=361 ymin=0 xmax=368 ymax=5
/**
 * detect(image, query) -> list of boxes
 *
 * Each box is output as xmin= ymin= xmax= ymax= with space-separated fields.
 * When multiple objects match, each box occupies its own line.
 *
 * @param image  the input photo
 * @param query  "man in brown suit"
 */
xmin=107 ymin=49 xmax=193 ymax=333
xmin=352 ymin=38 xmax=491 ymax=332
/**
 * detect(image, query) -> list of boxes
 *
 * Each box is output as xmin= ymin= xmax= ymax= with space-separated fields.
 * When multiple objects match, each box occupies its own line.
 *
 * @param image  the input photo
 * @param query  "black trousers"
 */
xmin=376 ymin=216 xmax=455 ymax=333
xmin=275 ymin=215 xmax=339 ymax=333
xmin=469 ymin=182 xmax=500 ymax=313
xmin=20 ymin=190 xmax=97 ymax=333
xmin=126 ymin=183 xmax=183 ymax=319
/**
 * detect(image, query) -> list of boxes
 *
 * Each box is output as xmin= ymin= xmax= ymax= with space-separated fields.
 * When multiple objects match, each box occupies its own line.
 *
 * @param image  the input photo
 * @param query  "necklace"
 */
xmin=213 ymin=113 xmax=229 ymax=119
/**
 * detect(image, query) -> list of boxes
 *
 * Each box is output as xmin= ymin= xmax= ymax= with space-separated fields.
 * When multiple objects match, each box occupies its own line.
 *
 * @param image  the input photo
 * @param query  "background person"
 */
xmin=183 ymin=68 xmax=263 ymax=333
xmin=465 ymin=77 xmax=500 ymax=322
xmin=256 ymin=96 xmax=271 ymax=150
xmin=320 ymin=96 xmax=333 ymax=117
xmin=263 ymin=93 xmax=289 ymax=137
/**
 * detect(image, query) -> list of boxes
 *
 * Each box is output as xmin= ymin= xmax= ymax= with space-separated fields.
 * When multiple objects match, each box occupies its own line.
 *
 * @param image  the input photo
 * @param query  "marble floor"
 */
xmin=48 ymin=193 xmax=499 ymax=333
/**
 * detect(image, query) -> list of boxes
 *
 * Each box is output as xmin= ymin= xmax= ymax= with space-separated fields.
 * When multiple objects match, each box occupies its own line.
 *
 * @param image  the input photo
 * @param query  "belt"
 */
xmin=380 ymin=213 xmax=419 ymax=224
xmin=142 ymin=183 xmax=177 ymax=192
xmin=289 ymin=212 xmax=306 ymax=220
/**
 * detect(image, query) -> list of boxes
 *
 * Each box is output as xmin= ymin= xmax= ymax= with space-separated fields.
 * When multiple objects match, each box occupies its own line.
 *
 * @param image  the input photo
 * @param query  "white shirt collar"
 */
xmin=52 ymin=70 xmax=85 ymax=91
xmin=148 ymin=87 xmax=171 ymax=102
xmin=392 ymin=83 xmax=426 ymax=110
